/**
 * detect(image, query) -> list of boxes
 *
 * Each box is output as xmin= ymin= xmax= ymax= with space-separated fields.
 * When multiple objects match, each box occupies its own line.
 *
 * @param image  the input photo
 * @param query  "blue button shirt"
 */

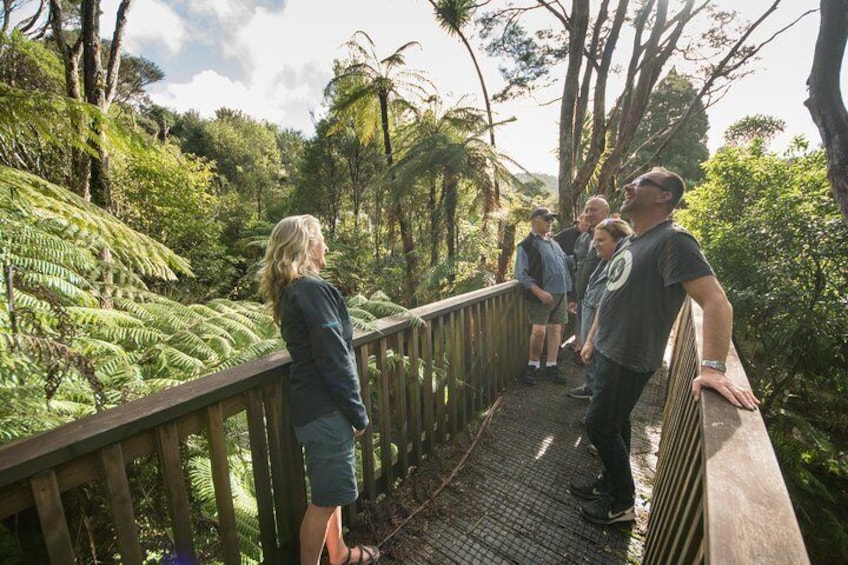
xmin=515 ymin=233 xmax=573 ymax=294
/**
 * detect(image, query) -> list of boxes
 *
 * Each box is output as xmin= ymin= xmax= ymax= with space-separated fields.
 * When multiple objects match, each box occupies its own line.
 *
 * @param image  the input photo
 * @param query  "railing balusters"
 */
xmin=394 ymin=333 xmax=409 ymax=479
xmin=408 ymin=325 xmax=423 ymax=466
xmin=357 ymin=343 xmax=377 ymax=502
xmin=244 ymin=389 xmax=279 ymax=564
xmin=205 ymin=404 xmax=240 ymax=565
xmin=100 ymin=444 xmax=143 ymax=565
xmin=155 ymin=422 xmax=198 ymax=565
xmin=376 ymin=337 xmax=393 ymax=493
xmin=31 ymin=470 xmax=75 ymax=565
xmin=421 ymin=321 xmax=435 ymax=453
xmin=433 ymin=316 xmax=447 ymax=444
xmin=0 ymin=283 xmax=808 ymax=563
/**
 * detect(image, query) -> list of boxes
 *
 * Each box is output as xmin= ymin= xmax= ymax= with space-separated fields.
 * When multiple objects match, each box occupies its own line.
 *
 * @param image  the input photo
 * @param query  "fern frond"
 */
xmin=166 ymin=331 xmax=220 ymax=364
xmin=206 ymin=340 xmax=281 ymax=373
xmin=66 ymin=307 xmax=144 ymax=328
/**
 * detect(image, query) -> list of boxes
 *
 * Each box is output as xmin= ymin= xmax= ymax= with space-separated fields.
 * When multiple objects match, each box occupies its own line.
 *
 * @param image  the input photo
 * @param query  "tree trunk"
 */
xmin=805 ymin=0 xmax=848 ymax=224
xmin=444 ymin=173 xmax=458 ymax=284
xmin=82 ymin=0 xmax=107 ymax=207
xmin=49 ymin=0 xmax=89 ymax=198
xmin=556 ymin=0 xmax=589 ymax=219
xmin=80 ymin=0 xmax=132 ymax=209
xmin=378 ymin=89 xmax=418 ymax=301
xmin=497 ymin=222 xmax=516 ymax=283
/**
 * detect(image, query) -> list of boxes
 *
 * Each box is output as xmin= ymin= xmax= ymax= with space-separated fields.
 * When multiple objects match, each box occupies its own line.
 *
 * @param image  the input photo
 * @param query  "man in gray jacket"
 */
xmin=515 ymin=206 xmax=575 ymax=385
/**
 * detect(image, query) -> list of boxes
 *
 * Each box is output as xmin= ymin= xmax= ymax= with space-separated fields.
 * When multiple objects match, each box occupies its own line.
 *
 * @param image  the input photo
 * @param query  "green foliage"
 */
xmin=723 ymin=114 xmax=786 ymax=148
xmin=110 ymin=142 xmax=236 ymax=301
xmin=0 ymin=165 xmax=280 ymax=437
xmin=626 ymin=69 xmax=709 ymax=184
xmin=678 ymin=141 xmax=848 ymax=562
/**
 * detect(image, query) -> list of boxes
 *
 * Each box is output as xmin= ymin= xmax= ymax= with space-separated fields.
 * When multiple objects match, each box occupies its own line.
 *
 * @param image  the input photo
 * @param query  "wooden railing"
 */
xmin=0 ymin=281 xmax=528 ymax=564
xmin=644 ymin=299 xmax=809 ymax=564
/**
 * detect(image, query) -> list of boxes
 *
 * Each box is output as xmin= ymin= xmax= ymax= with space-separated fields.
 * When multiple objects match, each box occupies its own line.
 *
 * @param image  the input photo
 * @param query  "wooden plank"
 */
xmin=689 ymin=302 xmax=810 ymax=565
xmin=433 ymin=317 xmax=447 ymax=444
xmin=156 ymin=422 xmax=197 ymax=565
xmin=408 ymin=325 xmax=423 ymax=465
xmin=446 ymin=312 xmax=458 ymax=438
xmin=487 ymin=296 xmax=501 ymax=393
xmin=279 ymin=376 xmax=306 ymax=563
xmin=264 ymin=382 xmax=295 ymax=551
xmin=474 ymin=302 xmax=486 ymax=410
xmin=30 ymin=471 xmax=75 ymax=565
xmin=245 ymin=389 xmax=280 ymax=564
xmin=455 ymin=309 xmax=467 ymax=431
xmin=356 ymin=343 xmax=377 ymax=502
xmin=377 ymin=338 xmax=394 ymax=494
xmin=205 ymin=404 xmax=241 ymax=565
xmin=100 ymin=444 xmax=143 ymax=565
xmin=394 ymin=334 xmax=409 ymax=480
xmin=421 ymin=322 xmax=435 ymax=454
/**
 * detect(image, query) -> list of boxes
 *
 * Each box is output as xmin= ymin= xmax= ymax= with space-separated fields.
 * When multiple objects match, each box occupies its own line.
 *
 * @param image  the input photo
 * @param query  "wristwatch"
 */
xmin=700 ymin=359 xmax=727 ymax=373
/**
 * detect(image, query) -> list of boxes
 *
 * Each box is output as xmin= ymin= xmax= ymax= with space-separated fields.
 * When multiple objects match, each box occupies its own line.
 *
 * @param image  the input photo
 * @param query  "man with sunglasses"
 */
xmin=515 ymin=206 xmax=575 ymax=385
xmin=570 ymin=167 xmax=760 ymax=525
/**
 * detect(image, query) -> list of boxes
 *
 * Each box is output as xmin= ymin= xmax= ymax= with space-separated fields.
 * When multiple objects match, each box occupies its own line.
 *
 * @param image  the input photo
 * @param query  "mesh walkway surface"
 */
xmin=355 ymin=357 xmax=667 ymax=565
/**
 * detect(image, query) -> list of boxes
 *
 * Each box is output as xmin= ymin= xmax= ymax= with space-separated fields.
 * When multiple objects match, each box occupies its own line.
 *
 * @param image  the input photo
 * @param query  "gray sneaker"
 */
xmin=580 ymin=494 xmax=635 ymax=525
xmin=569 ymin=474 xmax=608 ymax=500
xmin=568 ymin=385 xmax=592 ymax=400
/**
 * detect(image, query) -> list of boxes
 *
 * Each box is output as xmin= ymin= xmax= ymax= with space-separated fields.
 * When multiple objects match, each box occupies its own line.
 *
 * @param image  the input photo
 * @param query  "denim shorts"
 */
xmin=294 ymin=411 xmax=358 ymax=507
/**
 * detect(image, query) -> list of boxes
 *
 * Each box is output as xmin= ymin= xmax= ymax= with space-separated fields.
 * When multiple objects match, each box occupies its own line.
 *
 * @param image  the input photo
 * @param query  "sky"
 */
xmin=88 ymin=0 xmax=846 ymax=176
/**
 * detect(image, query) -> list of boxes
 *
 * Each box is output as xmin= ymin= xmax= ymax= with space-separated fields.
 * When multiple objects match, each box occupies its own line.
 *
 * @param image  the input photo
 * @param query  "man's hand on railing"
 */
xmin=692 ymin=369 xmax=760 ymax=411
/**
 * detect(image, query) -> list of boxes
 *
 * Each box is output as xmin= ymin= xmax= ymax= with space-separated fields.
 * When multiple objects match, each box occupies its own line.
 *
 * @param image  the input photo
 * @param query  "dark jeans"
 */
xmin=585 ymin=351 xmax=653 ymax=506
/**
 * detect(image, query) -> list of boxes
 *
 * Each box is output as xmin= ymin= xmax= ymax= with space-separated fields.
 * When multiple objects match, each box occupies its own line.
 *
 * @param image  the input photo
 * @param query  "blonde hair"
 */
xmin=258 ymin=214 xmax=323 ymax=325
xmin=595 ymin=217 xmax=633 ymax=241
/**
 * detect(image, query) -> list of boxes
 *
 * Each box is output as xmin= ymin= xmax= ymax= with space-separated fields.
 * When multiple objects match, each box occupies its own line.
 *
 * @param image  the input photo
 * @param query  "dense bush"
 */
xmin=678 ymin=140 xmax=848 ymax=562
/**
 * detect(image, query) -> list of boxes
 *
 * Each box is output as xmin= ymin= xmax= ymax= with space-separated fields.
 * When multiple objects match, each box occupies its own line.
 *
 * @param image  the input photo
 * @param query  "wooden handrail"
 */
xmin=0 ymin=284 xmax=810 ymax=563
xmin=644 ymin=299 xmax=809 ymax=564
xmin=0 ymin=281 xmax=528 ymax=564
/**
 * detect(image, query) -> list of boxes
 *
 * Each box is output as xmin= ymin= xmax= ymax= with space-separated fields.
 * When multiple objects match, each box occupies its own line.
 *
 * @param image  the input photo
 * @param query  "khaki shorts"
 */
xmin=527 ymin=293 xmax=567 ymax=325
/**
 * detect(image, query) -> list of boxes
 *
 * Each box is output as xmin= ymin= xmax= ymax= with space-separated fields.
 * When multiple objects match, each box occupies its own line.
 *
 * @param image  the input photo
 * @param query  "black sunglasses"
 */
xmin=634 ymin=176 xmax=665 ymax=191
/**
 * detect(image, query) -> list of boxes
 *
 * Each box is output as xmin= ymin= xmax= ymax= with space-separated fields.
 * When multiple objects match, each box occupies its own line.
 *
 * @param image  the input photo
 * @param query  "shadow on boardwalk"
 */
xmin=348 ymin=355 xmax=667 ymax=564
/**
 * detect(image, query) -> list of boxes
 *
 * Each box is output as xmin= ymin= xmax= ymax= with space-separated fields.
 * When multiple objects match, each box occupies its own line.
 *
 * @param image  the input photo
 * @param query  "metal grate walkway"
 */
xmin=351 ymin=356 xmax=667 ymax=564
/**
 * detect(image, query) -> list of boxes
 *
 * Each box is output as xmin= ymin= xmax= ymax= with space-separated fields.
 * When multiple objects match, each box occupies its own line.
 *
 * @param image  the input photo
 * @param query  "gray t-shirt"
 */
xmin=595 ymin=220 xmax=714 ymax=373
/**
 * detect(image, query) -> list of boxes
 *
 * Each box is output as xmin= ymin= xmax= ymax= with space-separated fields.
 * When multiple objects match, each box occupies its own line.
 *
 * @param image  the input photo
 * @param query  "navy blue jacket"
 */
xmin=279 ymin=276 xmax=369 ymax=430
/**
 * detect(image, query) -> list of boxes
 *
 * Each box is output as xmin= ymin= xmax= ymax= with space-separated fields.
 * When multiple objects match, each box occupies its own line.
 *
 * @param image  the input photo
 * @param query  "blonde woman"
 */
xmin=579 ymin=218 xmax=634 ymax=372
xmin=259 ymin=215 xmax=378 ymax=565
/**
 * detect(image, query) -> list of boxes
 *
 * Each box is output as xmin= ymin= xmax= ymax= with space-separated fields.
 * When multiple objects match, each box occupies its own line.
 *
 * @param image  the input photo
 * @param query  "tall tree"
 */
xmin=328 ymin=31 xmax=430 ymax=302
xmin=49 ymin=0 xmax=132 ymax=206
xmin=623 ymin=69 xmax=710 ymax=184
xmin=805 ymin=0 xmax=848 ymax=225
xmin=480 ymin=0 xmax=801 ymax=218
xmin=428 ymin=0 xmax=516 ymax=282
xmin=1 ymin=0 xmax=49 ymax=38
xmin=391 ymin=98 xmax=507 ymax=273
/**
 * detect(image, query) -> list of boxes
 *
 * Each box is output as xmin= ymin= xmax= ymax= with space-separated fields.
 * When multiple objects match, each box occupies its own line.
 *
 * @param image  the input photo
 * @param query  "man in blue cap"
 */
xmin=514 ymin=206 xmax=575 ymax=385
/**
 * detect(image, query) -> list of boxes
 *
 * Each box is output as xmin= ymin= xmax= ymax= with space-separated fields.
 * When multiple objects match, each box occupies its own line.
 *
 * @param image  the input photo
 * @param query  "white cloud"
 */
xmin=188 ymin=0 xmax=243 ymax=23
xmin=102 ymin=0 xmax=187 ymax=54
xmin=148 ymin=68 xmax=320 ymax=132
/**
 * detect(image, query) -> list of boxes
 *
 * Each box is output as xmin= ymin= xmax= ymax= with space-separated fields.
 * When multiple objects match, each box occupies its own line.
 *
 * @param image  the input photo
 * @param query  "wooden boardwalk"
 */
xmin=350 ymin=356 xmax=667 ymax=564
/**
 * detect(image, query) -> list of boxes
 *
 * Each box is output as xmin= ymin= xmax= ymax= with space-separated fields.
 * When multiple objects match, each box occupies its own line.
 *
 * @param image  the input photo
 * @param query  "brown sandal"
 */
xmin=341 ymin=544 xmax=380 ymax=564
